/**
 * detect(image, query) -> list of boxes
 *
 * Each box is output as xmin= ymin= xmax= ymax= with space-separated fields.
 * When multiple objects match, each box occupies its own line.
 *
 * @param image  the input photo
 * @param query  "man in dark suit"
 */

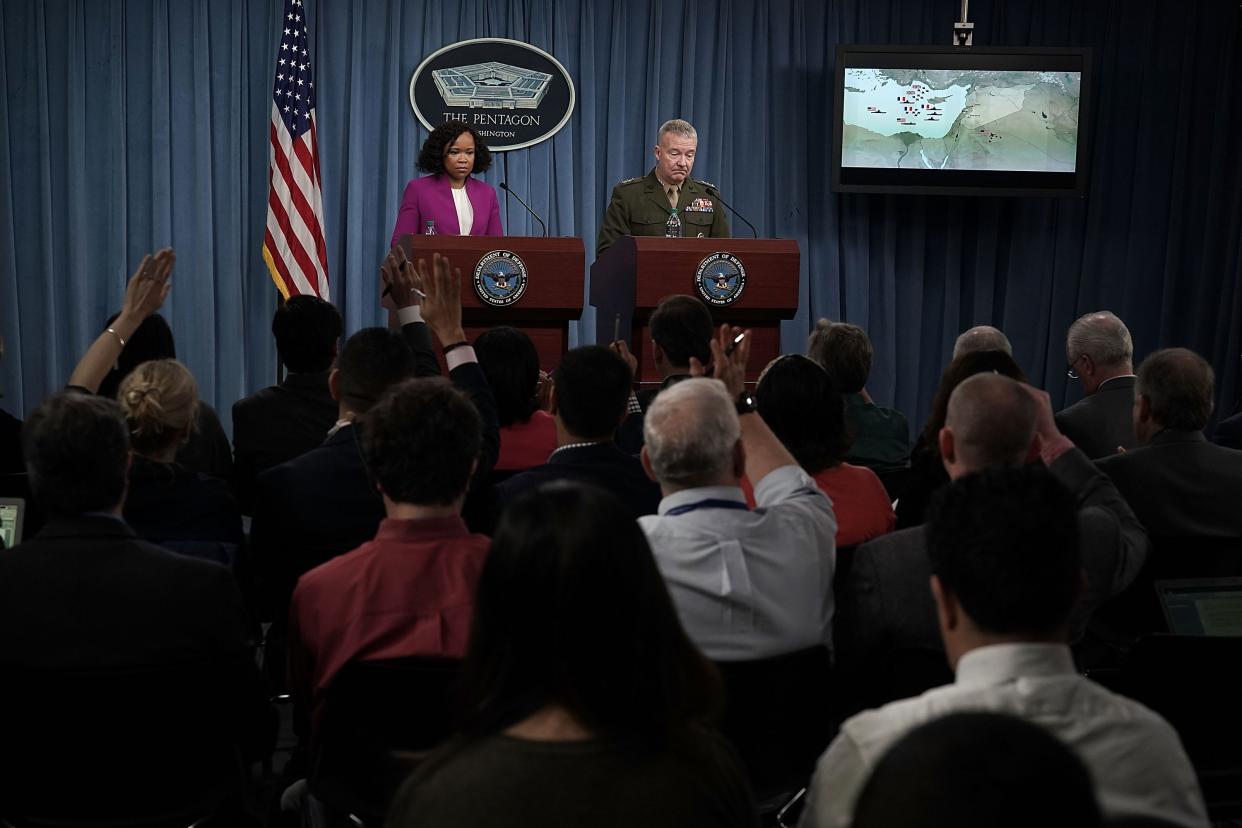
xmin=0 ymin=392 xmax=272 ymax=815
xmin=834 ymin=374 xmax=1148 ymax=707
xmin=1097 ymin=348 xmax=1242 ymax=537
xmin=1055 ymin=311 xmax=1138 ymax=459
xmin=497 ymin=345 xmax=661 ymax=520
xmin=250 ymin=252 xmax=498 ymax=631
xmin=232 ymin=295 xmax=341 ymax=514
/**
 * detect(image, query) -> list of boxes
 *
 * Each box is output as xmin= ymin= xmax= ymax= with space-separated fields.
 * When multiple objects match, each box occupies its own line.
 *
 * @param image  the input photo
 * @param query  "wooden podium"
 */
xmin=399 ymin=235 xmax=585 ymax=369
xmin=590 ymin=236 xmax=800 ymax=382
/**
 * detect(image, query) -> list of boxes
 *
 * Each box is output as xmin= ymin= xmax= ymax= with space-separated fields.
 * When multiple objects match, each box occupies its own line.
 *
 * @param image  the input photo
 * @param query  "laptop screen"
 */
xmin=1157 ymin=578 xmax=1242 ymax=637
xmin=0 ymin=497 xmax=24 ymax=549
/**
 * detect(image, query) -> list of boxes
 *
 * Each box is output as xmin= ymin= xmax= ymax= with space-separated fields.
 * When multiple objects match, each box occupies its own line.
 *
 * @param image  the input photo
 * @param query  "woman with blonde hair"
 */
xmin=118 ymin=359 xmax=242 ymax=564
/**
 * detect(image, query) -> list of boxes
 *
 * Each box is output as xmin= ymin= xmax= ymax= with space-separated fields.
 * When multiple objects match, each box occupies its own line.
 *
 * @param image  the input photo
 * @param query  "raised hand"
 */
xmin=120 ymin=248 xmax=174 ymax=323
xmin=609 ymin=338 xmax=638 ymax=379
xmin=416 ymin=252 xmax=466 ymax=345
xmin=690 ymin=324 xmax=750 ymax=399
xmin=380 ymin=245 xmax=419 ymax=311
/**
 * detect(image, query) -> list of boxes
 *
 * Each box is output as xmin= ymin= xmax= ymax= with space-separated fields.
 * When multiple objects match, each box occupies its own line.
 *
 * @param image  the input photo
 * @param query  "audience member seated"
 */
xmin=386 ymin=484 xmax=757 ymax=828
xmin=118 ymin=359 xmax=243 ymax=564
xmin=800 ymin=465 xmax=1206 ymax=828
xmin=232 ymin=295 xmax=341 ymax=514
xmin=834 ymin=375 xmax=1148 ymax=700
xmin=289 ymin=376 xmax=489 ymax=724
xmin=496 ymin=344 xmax=661 ymax=520
xmin=642 ymin=294 xmax=715 ymax=406
xmin=0 ymin=334 xmax=21 ymax=476
xmin=1097 ymin=348 xmax=1242 ymax=537
xmin=65 ymin=249 xmax=233 ymax=479
xmin=951 ymin=324 xmax=1013 ymax=360
xmin=0 ymin=393 xmax=272 ymax=779
xmin=807 ymin=319 xmax=909 ymax=473
xmin=252 ymin=253 xmax=497 ymax=631
xmin=475 ymin=325 xmax=556 ymax=474
xmin=895 ymin=349 xmax=1027 ymax=529
xmin=743 ymin=354 xmax=894 ymax=547
xmin=1056 ymin=310 xmax=1138 ymax=459
xmin=640 ymin=326 xmax=836 ymax=660
xmin=851 ymin=712 xmax=1102 ymax=828
xmin=1213 ymin=354 xmax=1242 ymax=448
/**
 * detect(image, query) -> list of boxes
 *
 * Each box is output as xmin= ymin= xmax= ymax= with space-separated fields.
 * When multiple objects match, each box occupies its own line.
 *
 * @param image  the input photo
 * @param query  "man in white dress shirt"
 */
xmin=799 ymin=464 xmax=1208 ymax=828
xmin=639 ymin=325 xmax=837 ymax=661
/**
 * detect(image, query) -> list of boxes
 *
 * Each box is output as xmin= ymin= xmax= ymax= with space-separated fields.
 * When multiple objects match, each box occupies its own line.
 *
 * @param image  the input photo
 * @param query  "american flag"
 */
xmin=262 ymin=0 xmax=330 ymax=300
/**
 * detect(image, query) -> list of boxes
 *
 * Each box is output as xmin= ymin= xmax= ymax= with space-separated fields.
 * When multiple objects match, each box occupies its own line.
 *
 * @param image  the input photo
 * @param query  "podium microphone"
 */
xmin=703 ymin=184 xmax=760 ymax=239
xmin=499 ymin=182 xmax=548 ymax=237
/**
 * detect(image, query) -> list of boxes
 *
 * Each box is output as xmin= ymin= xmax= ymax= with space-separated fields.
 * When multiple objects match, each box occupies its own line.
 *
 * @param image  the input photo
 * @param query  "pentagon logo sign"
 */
xmin=473 ymin=250 xmax=529 ymax=307
xmin=409 ymin=39 xmax=576 ymax=152
xmin=695 ymin=253 xmax=747 ymax=306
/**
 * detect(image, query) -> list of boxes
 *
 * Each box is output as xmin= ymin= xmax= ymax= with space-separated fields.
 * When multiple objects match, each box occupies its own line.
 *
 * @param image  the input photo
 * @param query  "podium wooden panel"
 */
xmin=590 ymin=236 xmax=800 ymax=382
xmin=399 ymin=235 xmax=585 ymax=370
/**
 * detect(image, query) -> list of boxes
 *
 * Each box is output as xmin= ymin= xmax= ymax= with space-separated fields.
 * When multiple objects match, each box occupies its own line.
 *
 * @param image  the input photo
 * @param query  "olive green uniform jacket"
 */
xmin=596 ymin=169 xmax=731 ymax=255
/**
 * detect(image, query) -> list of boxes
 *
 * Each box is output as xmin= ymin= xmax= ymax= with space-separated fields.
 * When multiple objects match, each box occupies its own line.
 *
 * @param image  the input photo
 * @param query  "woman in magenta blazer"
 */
xmin=390 ymin=123 xmax=504 ymax=247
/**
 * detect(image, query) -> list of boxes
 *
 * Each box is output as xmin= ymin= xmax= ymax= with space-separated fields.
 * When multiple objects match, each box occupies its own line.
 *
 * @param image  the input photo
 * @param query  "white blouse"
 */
xmin=451 ymin=186 xmax=474 ymax=235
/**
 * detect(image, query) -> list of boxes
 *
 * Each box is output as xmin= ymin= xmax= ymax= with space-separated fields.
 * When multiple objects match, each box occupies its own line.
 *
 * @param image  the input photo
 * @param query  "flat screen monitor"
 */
xmin=833 ymin=46 xmax=1092 ymax=196
xmin=1157 ymin=577 xmax=1242 ymax=637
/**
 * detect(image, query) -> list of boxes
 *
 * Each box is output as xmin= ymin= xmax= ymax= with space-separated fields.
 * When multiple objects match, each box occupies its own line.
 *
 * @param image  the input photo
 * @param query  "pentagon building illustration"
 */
xmin=433 ymin=62 xmax=553 ymax=109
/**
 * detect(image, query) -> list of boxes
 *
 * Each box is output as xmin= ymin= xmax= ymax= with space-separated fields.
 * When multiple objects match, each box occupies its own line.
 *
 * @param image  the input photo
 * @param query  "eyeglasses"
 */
xmin=1066 ymin=353 xmax=1085 ymax=379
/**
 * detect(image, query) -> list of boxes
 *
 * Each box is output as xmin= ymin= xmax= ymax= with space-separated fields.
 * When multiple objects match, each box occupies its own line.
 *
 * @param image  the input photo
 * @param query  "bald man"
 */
xmin=833 ymin=373 xmax=1148 ymax=701
xmin=952 ymin=325 xmax=1012 ymax=360
xmin=1056 ymin=311 xmax=1138 ymax=458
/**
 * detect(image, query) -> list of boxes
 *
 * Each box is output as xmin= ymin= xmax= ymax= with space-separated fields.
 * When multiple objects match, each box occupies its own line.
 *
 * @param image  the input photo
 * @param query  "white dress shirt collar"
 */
xmin=656 ymin=484 xmax=747 ymax=516
xmin=954 ymin=642 xmax=1077 ymax=689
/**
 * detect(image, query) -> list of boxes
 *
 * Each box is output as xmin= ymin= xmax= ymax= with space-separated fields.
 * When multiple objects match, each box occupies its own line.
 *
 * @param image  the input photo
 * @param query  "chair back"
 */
xmin=0 ymin=662 xmax=247 ymax=827
xmin=1097 ymin=634 xmax=1242 ymax=819
xmin=309 ymin=656 xmax=463 ymax=821
xmin=713 ymin=646 xmax=834 ymax=803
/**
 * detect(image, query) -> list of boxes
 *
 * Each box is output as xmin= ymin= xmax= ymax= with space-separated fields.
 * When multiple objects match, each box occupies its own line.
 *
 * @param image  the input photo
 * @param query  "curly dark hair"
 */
xmin=416 ymin=123 xmax=493 ymax=176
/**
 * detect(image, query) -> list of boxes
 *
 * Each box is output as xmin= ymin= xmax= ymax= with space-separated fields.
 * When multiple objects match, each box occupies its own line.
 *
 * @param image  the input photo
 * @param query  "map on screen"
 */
xmin=841 ymin=68 xmax=1081 ymax=173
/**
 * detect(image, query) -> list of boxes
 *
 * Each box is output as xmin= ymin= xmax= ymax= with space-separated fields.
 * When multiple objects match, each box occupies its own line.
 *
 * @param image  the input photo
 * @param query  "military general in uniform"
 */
xmin=596 ymin=119 xmax=731 ymax=255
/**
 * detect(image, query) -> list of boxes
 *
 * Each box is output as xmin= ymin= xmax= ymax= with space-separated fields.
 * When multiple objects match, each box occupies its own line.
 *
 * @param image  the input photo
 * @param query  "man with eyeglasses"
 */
xmin=1055 ymin=311 xmax=1138 ymax=459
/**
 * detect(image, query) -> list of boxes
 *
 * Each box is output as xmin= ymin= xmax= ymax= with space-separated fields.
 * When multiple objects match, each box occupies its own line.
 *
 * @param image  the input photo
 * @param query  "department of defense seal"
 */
xmin=473 ymin=250 xmax=529 ymax=306
xmin=694 ymin=252 xmax=747 ymax=306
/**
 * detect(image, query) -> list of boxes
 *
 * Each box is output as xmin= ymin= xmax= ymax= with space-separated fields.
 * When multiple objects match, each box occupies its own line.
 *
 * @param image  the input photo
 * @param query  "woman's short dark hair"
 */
xmin=474 ymin=327 xmax=540 ymax=428
xmin=918 ymin=350 xmax=1028 ymax=457
xmin=416 ymin=123 xmax=493 ymax=176
xmin=458 ymin=484 xmax=722 ymax=749
xmin=755 ymin=354 xmax=849 ymax=474
xmin=97 ymin=313 xmax=176 ymax=401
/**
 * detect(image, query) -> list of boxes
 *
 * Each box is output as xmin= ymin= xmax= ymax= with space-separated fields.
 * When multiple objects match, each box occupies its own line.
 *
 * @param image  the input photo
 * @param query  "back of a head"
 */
xmin=1136 ymin=347 xmax=1214 ymax=431
xmin=474 ymin=326 xmax=540 ymax=428
xmin=853 ymin=711 xmax=1101 ymax=828
xmin=944 ymin=373 xmax=1037 ymax=470
xmin=920 ymin=350 xmax=1028 ymax=453
xmin=1067 ymin=311 xmax=1133 ymax=369
xmin=97 ymin=314 xmax=176 ymax=400
xmin=552 ymin=345 xmax=632 ymax=440
xmin=806 ymin=319 xmax=872 ymax=394
xmin=335 ymin=328 xmax=417 ymax=415
xmin=952 ymin=325 xmax=1013 ymax=361
xmin=23 ymin=392 xmax=130 ymax=517
xmin=362 ymin=377 xmax=481 ymax=506
xmin=755 ymin=354 xmax=848 ymax=473
xmin=928 ymin=464 xmax=1081 ymax=638
xmin=461 ymin=483 xmax=720 ymax=744
xmin=643 ymin=378 xmax=739 ymax=488
xmin=117 ymin=360 xmax=199 ymax=457
xmin=272 ymin=295 xmax=341 ymax=374
xmin=649 ymin=295 xmax=713 ymax=369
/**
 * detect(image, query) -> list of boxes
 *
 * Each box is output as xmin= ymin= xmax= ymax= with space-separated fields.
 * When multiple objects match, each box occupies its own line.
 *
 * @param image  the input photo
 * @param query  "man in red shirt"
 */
xmin=287 ymin=255 xmax=492 ymax=720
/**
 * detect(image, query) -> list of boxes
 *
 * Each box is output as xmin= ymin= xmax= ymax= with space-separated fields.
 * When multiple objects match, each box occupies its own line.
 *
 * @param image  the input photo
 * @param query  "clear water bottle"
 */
xmin=665 ymin=209 xmax=682 ymax=238
xmin=424 ymin=220 xmax=437 ymax=235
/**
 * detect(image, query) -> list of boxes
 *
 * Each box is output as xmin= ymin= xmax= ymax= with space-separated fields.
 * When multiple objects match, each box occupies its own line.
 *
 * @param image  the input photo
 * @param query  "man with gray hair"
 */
xmin=834 ymin=373 xmax=1148 ymax=699
xmin=1056 ymin=310 xmax=1138 ymax=458
xmin=951 ymin=324 xmax=1012 ymax=360
xmin=1097 ymin=347 xmax=1242 ymax=537
xmin=639 ymin=326 xmax=836 ymax=660
xmin=596 ymin=118 xmax=730 ymax=254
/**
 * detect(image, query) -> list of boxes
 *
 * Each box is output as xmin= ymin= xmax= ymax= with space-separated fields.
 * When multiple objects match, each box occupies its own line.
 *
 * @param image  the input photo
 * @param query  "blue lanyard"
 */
xmin=664 ymin=498 xmax=749 ymax=516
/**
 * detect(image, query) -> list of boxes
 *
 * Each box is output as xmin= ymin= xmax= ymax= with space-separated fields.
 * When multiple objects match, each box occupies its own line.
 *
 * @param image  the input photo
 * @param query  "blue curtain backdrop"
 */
xmin=2 ymin=0 xmax=1240 ymax=437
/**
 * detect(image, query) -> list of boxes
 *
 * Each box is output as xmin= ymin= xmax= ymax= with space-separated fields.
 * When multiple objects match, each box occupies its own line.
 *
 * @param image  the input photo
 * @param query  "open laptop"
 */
xmin=0 ymin=496 xmax=24 ymax=549
xmin=1156 ymin=577 xmax=1242 ymax=637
